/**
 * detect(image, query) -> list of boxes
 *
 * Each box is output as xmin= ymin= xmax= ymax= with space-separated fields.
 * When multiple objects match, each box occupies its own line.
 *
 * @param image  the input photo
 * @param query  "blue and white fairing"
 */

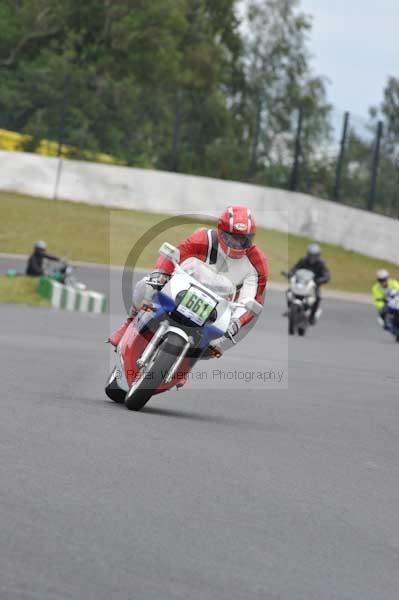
xmin=138 ymin=258 xmax=236 ymax=350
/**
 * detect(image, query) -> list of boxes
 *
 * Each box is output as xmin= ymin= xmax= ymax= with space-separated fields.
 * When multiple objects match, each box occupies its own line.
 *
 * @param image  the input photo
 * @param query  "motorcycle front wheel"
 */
xmin=288 ymin=306 xmax=296 ymax=335
xmin=125 ymin=332 xmax=188 ymax=411
xmin=105 ymin=368 xmax=126 ymax=403
xmin=289 ymin=304 xmax=303 ymax=336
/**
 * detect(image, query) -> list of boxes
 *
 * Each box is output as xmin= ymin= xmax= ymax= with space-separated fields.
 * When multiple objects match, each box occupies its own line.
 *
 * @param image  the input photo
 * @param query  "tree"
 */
xmin=375 ymin=77 xmax=399 ymax=215
xmin=239 ymin=0 xmax=330 ymax=184
xmin=0 ymin=0 xmax=330 ymax=187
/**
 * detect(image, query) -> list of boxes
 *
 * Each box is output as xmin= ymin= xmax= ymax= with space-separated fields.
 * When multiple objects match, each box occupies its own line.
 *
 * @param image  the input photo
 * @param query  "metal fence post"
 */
xmin=333 ymin=111 xmax=349 ymax=201
xmin=368 ymin=120 xmax=383 ymax=212
xmin=290 ymin=106 xmax=304 ymax=191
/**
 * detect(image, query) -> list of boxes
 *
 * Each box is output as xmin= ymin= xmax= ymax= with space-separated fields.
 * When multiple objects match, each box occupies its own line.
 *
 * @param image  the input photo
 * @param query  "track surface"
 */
xmin=1 ymin=259 xmax=399 ymax=599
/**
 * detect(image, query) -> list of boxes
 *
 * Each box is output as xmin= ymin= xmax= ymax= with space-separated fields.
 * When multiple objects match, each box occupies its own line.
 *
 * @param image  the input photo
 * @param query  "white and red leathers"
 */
xmin=155 ymin=227 xmax=268 ymax=327
xmin=109 ymin=206 xmax=268 ymax=347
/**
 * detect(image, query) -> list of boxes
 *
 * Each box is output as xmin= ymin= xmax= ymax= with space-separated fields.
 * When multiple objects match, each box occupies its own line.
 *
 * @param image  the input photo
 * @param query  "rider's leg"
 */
xmin=309 ymin=287 xmax=321 ymax=325
xmin=282 ymin=290 xmax=291 ymax=317
xmin=200 ymin=329 xmax=241 ymax=360
xmin=378 ymin=306 xmax=389 ymax=330
xmin=108 ymin=278 xmax=149 ymax=347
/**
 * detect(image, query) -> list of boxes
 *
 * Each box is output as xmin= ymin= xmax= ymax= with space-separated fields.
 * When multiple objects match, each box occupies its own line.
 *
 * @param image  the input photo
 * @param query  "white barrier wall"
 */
xmin=1 ymin=149 xmax=398 ymax=263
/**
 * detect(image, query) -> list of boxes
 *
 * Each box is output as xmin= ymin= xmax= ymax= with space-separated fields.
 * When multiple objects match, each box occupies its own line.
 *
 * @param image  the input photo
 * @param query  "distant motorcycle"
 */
xmin=385 ymin=289 xmax=399 ymax=342
xmin=7 ymin=258 xmax=85 ymax=289
xmin=282 ymin=269 xmax=318 ymax=336
xmin=44 ymin=259 xmax=86 ymax=290
xmin=105 ymin=243 xmax=262 ymax=411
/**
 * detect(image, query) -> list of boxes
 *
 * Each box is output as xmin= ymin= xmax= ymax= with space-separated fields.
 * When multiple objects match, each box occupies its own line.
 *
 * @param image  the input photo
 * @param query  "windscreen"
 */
xmin=180 ymin=257 xmax=235 ymax=300
xmin=294 ymin=269 xmax=315 ymax=284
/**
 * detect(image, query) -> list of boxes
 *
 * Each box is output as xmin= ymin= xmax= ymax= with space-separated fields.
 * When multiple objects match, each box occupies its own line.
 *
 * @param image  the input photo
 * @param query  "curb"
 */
xmin=38 ymin=277 xmax=107 ymax=314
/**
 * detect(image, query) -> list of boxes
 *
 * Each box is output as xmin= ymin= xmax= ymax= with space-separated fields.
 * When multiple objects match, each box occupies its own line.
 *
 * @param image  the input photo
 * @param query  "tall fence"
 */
xmin=290 ymin=108 xmax=399 ymax=218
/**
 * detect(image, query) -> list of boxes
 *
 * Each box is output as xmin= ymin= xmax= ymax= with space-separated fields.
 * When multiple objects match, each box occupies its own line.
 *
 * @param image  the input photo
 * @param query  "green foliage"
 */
xmin=0 ymin=0 xmax=330 ymax=183
xmin=242 ymin=0 xmax=330 ymax=179
xmin=1 ymin=1 xmax=397 ymax=214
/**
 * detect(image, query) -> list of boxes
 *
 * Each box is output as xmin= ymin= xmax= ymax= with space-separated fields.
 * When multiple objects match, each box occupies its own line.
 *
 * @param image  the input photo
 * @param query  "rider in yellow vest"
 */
xmin=372 ymin=269 xmax=399 ymax=327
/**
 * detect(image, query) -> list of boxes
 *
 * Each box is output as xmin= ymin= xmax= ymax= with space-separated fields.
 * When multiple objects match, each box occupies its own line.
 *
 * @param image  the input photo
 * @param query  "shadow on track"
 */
xmin=104 ymin=400 xmax=281 ymax=431
xmin=141 ymin=405 xmax=277 ymax=431
xmin=142 ymin=405 xmax=238 ymax=424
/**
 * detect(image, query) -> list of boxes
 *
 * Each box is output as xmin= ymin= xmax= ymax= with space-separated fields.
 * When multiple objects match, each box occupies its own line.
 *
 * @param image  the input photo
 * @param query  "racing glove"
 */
xmin=146 ymin=270 xmax=170 ymax=289
xmin=226 ymin=318 xmax=241 ymax=339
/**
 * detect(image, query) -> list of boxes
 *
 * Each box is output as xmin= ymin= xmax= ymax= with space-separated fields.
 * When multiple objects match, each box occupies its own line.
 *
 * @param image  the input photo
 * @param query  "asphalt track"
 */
xmin=1 ymin=258 xmax=399 ymax=600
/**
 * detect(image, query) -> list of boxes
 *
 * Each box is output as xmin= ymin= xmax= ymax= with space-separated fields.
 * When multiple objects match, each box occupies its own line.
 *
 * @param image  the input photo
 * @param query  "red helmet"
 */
xmin=217 ymin=205 xmax=256 ymax=258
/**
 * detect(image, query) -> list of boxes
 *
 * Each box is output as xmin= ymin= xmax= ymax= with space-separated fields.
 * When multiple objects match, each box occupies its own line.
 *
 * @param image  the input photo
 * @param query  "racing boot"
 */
xmin=108 ymin=306 xmax=139 ymax=347
xmin=108 ymin=317 xmax=133 ymax=347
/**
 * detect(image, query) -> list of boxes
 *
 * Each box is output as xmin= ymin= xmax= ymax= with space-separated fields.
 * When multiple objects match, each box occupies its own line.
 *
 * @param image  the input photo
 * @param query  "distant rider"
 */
xmin=372 ymin=269 xmax=399 ymax=328
xmin=288 ymin=243 xmax=330 ymax=324
xmin=26 ymin=240 xmax=60 ymax=277
xmin=109 ymin=205 xmax=268 ymax=350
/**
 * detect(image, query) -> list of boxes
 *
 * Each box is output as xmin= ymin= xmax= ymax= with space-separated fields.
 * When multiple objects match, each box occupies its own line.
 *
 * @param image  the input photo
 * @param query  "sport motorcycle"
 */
xmin=105 ymin=243 xmax=262 ymax=410
xmin=385 ymin=289 xmax=399 ymax=342
xmin=282 ymin=268 xmax=318 ymax=336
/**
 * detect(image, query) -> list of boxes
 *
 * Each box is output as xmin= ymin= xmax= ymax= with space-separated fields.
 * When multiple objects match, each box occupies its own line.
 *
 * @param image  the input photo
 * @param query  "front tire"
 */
xmin=288 ymin=306 xmax=296 ymax=335
xmin=105 ymin=368 xmax=126 ymax=403
xmin=125 ymin=332 xmax=188 ymax=411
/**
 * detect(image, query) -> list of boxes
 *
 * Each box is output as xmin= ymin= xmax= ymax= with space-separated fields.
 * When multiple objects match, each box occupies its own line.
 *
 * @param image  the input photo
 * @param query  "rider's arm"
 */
xmin=288 ymin=258 xmax=304 ymax=278
xmin=154 ymin=229 xmax=209 ymax=274
xmin=316 ymin=261 xmax=330 ymax=285
xmin=234 ymin=247 xmax=268 ymax=327
xmin=43 ymin=253 xmax=60 ymax=261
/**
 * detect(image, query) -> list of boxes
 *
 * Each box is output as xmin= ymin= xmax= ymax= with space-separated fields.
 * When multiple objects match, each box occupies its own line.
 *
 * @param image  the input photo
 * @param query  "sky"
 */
xmin=299 ymin=0 xmax=398 ymax=118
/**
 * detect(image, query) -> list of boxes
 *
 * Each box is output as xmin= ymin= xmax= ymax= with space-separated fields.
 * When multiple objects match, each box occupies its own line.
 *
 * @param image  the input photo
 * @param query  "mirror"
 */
xmin=243 ymin=298 xmax=263 ymax=316
xmin=159 ymin=242 xmax=180 ymax=264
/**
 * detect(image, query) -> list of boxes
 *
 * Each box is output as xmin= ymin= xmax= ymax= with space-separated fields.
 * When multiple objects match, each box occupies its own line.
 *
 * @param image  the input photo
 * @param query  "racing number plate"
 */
xmin=177 ymin=286 xmax=217 ymax=326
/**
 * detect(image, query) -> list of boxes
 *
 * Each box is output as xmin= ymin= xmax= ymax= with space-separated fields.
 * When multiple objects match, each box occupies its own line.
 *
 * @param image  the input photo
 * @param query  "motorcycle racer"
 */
xmin=287 ymin=243 xmax=330 ymax=324
xmin=372 ymin=269 xmax=399 ymax=328
xmin=109 ymin=205 xmax=268 ymax=350
xmin=26 ymin=240 xmax=60 ymax=277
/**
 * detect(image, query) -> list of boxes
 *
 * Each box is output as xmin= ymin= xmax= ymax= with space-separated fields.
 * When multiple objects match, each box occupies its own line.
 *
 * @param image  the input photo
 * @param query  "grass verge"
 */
xmin=1 ymin=191 xmax=397 ymax=294
xmin=0 ymin=275 xmax=50 ymax=307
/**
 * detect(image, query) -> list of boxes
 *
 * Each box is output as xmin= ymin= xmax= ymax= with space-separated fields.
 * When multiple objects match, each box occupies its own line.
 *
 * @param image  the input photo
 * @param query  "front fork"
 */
xmin=136 ymin=320 xmax=169 ymax=369
xmin=136 ymin=319 xmax=194 ymax=383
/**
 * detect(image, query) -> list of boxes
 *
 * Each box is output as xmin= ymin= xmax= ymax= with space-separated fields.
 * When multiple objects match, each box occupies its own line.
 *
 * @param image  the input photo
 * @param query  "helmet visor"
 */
xmin=220 ymin=230 xmax=254 ymax=250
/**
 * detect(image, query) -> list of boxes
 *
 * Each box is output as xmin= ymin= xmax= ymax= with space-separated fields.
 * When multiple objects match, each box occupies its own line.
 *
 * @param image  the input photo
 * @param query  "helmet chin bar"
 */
xmin=218 ymin=231 xmax=253 ymax=259
xmin=218 ymin=234 xmax=248 ymax=259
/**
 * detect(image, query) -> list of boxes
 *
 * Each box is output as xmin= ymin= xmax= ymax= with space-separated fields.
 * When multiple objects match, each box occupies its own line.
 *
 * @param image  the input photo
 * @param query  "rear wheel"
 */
xmin=125 ymin=332 xmax=187 ymax=411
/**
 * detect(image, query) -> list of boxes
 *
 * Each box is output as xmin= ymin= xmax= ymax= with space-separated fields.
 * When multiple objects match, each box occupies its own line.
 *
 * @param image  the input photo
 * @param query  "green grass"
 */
xmin=1 ymin=191 xmax=397 ymax=294
xmin=0 ymin=275 xmax=50 ymax=306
